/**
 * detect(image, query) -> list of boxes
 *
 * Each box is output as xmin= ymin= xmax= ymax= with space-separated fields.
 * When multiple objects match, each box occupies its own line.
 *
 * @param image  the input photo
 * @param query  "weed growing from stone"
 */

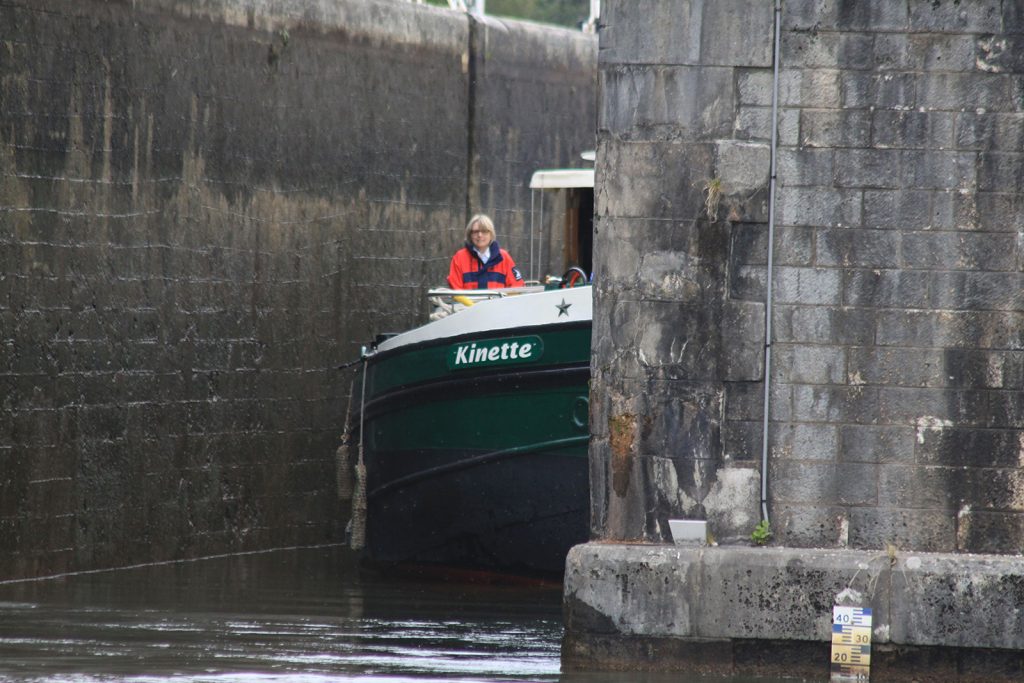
xmin=751 ymin=519 xmax=772 ymax=546
xmin=703 ymin=177 xmax=722 ymax=222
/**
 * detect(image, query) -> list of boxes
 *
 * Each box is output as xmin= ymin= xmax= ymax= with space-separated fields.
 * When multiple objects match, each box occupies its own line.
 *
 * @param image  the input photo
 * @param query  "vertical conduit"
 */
xmin=538 ymin=191 xmax=544 ymax=279
xmin=760 ymin=0 xmax=783 ymax=525
xmin=529 ymin=191 xmax=536 ymax=281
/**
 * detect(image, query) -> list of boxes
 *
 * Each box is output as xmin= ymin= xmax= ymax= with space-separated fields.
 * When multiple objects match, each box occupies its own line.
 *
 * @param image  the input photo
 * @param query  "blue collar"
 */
xmin=464 ymin=240 xmax=504 ymax=268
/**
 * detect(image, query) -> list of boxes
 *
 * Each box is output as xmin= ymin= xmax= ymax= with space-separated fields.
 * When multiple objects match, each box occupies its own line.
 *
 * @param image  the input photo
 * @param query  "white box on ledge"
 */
xmin=668 ymin=519 xmax=707 ymax=546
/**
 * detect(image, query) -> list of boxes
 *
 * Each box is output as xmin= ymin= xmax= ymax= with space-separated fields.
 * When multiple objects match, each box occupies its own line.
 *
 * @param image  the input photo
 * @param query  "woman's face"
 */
xmin=469 ymin=223 xmax=493 ymax=250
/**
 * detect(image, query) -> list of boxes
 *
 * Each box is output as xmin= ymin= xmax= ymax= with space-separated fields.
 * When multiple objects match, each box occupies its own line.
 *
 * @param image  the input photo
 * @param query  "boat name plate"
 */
xmin=447 ymin=335 xmax=544 ymax=370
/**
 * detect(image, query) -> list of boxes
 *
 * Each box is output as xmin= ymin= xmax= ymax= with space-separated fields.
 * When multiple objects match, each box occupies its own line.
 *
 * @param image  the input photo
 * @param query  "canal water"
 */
xmin=0 ymin=546 xmax=795 ymax=682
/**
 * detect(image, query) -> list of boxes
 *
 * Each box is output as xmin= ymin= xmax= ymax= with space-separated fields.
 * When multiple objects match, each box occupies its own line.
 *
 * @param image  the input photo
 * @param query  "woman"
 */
xmin=446 ymin=214 xmax=524 ymax=289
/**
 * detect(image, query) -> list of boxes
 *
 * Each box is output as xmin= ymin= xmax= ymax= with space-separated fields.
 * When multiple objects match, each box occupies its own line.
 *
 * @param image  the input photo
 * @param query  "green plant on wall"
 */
xmin=751 ymin=519 xmax=772 ymax=546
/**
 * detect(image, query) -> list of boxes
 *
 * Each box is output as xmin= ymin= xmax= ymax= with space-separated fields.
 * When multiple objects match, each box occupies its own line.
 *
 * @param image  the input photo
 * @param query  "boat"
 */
xmin=349 ymin=166 xmax=595 ymax=578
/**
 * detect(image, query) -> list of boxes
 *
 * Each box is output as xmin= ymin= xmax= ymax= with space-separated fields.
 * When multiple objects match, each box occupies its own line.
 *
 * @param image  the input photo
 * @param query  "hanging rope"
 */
xmin=349 ymin=363 xmax=369 ymax=551
xmin=337 ymin=357 xmax=363 ymax=370
xmin=336 ymin=376 xmax=357 ymax=501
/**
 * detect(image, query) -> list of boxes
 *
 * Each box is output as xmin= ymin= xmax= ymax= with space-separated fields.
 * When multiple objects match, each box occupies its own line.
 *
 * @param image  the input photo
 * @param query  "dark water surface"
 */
xmin=0 ymin=546 xmax=794 ymax=682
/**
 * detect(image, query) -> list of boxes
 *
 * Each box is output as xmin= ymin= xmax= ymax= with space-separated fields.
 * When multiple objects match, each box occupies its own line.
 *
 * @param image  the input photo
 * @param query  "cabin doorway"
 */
xmin=563 ymin=187 xmax=594 ymax=277
xmin=528 ymin=167 xmax=594 ymax=282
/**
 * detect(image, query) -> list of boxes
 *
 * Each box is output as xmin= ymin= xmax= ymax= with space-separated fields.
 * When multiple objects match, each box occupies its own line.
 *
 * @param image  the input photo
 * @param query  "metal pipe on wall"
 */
xmin=760 ymin=0 xmax=783 ymax=525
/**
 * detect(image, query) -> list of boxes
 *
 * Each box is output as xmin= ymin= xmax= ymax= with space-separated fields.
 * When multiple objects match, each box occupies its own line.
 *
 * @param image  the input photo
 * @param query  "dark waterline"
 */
xmin=0 ymin=546 xmax=799 ymax=682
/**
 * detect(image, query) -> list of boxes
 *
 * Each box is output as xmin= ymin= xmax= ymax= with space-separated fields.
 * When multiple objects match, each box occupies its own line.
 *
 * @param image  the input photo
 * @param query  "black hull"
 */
xmin=366 ymin=447 xmax=588 ymax=578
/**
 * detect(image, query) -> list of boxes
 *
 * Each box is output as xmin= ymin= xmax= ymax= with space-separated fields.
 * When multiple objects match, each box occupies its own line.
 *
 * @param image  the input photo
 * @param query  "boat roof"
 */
xmin=529 ymin=168 xmax=594 ymax=189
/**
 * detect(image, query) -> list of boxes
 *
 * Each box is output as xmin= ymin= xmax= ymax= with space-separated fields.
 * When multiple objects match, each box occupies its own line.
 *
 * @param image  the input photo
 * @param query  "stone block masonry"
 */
xmin=592 ymin=0 xmax=1024 ymax=553
xmin=565 ymin=543 xmax=1024 ymax=681
xmin=592 ymin=0 xmax=773 ymax=547
xmin=574 ymin=0 xmax=1024 ymax=676
xmin=0 ymin=0 xmax=595 ymax=580
xmin=767 ymin=0 xmax=1024 ymax=554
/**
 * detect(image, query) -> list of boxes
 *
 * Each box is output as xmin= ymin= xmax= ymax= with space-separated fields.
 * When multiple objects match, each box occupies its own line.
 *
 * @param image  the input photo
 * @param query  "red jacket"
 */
xmin=446 ymin=241 xmax=523 ymax=289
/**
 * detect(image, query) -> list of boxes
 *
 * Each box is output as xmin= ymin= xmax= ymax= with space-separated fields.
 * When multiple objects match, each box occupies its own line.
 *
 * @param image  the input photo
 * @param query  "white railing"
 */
xmin=427 ymin=284 xmax=546 ymax=320
xmin=407 ymin=0 xmax=484 ymax=14
xmin=407 ymin=0 xmax=599 ymax=29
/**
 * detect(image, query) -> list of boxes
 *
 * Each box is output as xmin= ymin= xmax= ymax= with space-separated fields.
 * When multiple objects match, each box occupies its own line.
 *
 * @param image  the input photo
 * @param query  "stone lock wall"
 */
xmin=592 ymin=0 xmax=1024 ymax=553
xmin=0 ymin=0 xmax=595 ymax=580
xmin=591 ymin=0 xmax=774 ymax=544
xmin=568 ymin=2 xmax=1024 ymax=674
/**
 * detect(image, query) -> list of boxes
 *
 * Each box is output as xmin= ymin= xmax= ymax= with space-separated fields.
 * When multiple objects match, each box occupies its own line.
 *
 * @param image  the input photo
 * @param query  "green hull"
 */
xmin=362 ymin=320 xmax=591 ymax=576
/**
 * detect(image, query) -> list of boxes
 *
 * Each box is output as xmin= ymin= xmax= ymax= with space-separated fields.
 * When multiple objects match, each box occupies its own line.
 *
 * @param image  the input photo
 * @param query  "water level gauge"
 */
xmin=831 ymin=605 xmax=871 ymax=681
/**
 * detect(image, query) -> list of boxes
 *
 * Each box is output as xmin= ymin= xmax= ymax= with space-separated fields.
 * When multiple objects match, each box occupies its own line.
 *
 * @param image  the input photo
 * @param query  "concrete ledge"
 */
xmin=563 ymin=542 xmax=1024 ymax=680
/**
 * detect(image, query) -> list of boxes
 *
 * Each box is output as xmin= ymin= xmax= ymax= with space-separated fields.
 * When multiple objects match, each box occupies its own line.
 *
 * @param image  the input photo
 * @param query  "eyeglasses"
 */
xmin=469 ymin=229 xmax=488 ymax=235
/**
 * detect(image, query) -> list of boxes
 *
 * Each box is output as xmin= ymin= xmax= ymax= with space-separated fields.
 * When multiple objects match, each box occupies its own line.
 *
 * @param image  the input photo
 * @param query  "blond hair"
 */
xmin=465 ymin=214 xmax=496 ymax=242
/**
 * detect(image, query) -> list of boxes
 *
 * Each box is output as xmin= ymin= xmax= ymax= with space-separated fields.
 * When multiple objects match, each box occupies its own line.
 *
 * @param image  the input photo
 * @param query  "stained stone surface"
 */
xmin=0 ymin=0 xmax=595 ymax=580
xmin=592 ymin=0 xmax=1024 ymax=554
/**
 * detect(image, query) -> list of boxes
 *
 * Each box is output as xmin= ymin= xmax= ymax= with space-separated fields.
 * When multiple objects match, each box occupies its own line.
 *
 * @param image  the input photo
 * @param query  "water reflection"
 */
xmin=0 ymin=546 xmax=792 ymax=682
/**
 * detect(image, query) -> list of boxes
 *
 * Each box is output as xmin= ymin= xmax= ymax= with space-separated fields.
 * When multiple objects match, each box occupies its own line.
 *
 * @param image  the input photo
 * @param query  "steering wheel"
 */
xmin=560 ymin=266 xmax=588 ymax=288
